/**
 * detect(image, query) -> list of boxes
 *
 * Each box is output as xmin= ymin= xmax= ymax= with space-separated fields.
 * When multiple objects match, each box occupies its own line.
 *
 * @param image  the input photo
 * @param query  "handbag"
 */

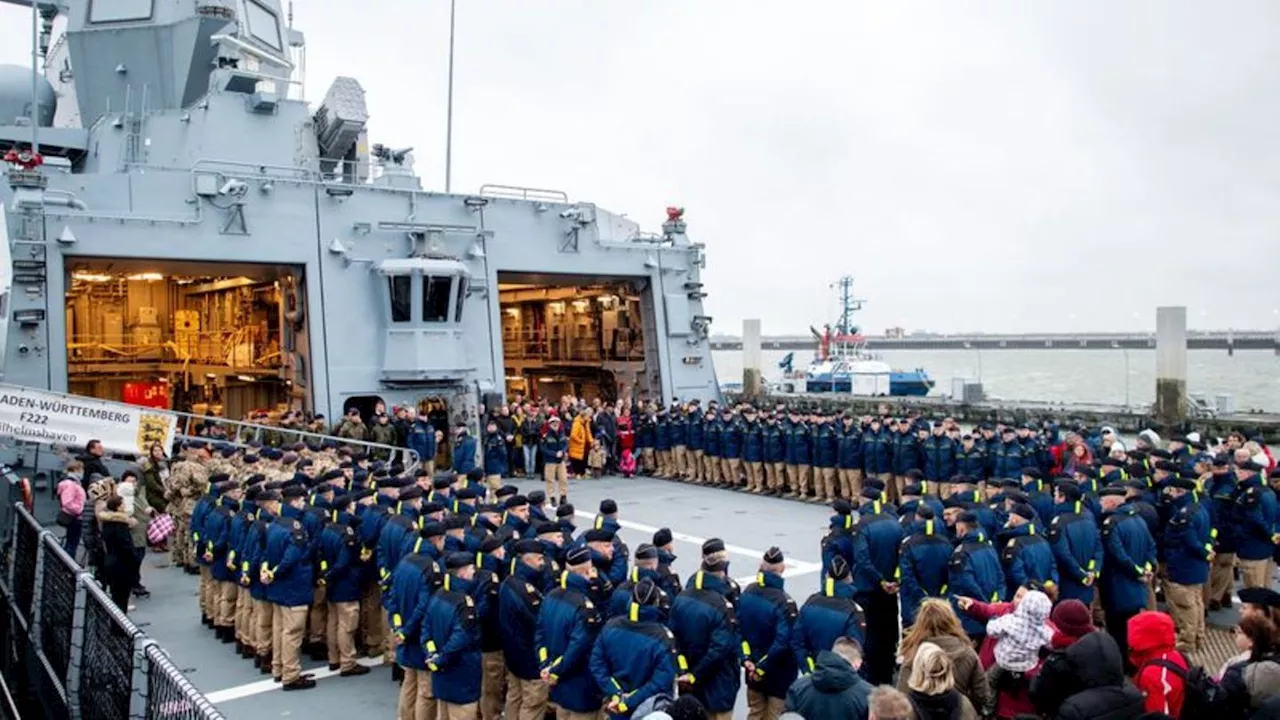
xmin=148 ymin=513 xmax=174 ymax=545
xmin=56 ymin=510 xmax=76 ymax=528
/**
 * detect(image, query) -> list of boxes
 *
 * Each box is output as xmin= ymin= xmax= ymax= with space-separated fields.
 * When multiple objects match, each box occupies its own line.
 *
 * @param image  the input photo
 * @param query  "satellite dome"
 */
xmin=0 ymin=65 xmax=56 ymax=127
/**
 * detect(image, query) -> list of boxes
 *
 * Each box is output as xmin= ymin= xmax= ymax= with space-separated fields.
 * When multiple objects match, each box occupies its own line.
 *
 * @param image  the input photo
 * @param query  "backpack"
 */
xmin=1142 ymin=658 xmax=1226 ymax=716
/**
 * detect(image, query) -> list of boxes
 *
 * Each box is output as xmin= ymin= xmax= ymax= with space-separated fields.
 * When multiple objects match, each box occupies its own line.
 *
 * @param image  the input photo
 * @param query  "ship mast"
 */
xmin=831 ymin=275 xmax=864 ymax=336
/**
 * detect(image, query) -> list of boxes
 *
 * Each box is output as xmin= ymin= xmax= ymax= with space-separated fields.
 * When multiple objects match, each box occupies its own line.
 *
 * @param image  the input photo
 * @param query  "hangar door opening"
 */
xmin=498 ymin=272 xmax=659 ymax=403
xmin=64 ymin=258 xmax=313 ymax=422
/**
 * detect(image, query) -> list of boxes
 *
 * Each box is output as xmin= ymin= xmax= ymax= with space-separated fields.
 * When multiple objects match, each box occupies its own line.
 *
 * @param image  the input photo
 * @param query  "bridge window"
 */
xmin=387 ymin=276 xmax=411 ymax=323
xmin=454 ymin=278 xmax=468 ymax=322
xmin=244 ymin=0 xmax=283 ymax=50
xmin=88 ymin=0 xmax=154 ymax=23
xmin=423 ymin=276 xmax=452 ymax=323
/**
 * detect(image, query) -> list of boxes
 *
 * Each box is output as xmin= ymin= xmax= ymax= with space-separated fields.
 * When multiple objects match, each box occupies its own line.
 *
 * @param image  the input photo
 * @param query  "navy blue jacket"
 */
xmin=761 ymin=423 xmax=785 ymax=464
xmin=837 ymin=423 xmax=863 ymax=470
xmin=1100 ymin=504 xmax=1157 ymax=614
xmin=636 ymin=416 xmax=656 ymax=449
xmin=721 ymin=419 xmax=744 ymax=459
xmin=242 ymin=509 xmax=274 ymax=601
xmin=1048 ymin=503 xmax=1103 ymax=604
xmin=920 ymin=435 xmax=957 ymax=482
xmin=851 ymin=511 xmax=902 ymax=595
xmin=1234 ymin=479 xmax=1279 ymax=561
xmin=191 ymin=491 xmax=217 ymax=565
xmin=262 ymin=507 xmax=314 ymax=608
xmin=861 ymin=430 xmax=891 ymax=475
xmin=668 ymin=571 xmax=741 ymax=714
xmin=998 ymin=523 xmax=1059 ymax=597
xmin=792 ymin=580 xmax=865 ymax=674
xmin=1162 ymin=495 xmax=1212 ymax=585
xmin=498 ymin=561 xmax=546 ymax=680
xmin=737 ymin=571 xmax=798 ymax=699
xmin=536 ymin=572 xmax=604 ymax=713
xmin=226 ymin=502 xmax=256 ymax=588
xmin=686 ymin=416 xmax=703 ymax=452
xmin=785 ymin=422 xmax=811 ymax=465
xmin=541 ymin=428 xmax=568 ymax=463
xmin=377 ymin=510 xmax=418 ymax=590
xmin=990 ymin=440 xmax=1024 ymax=480
xmin=425 ymin=575 xmax=482 ymax=704
xmin=452 ymin=433 xmax=478 ymax=475
xmin=318 ymin=515 xmax=363 ymax=603
xmin=387 ymin=552 xmax=439 ymax=670
xmin=608 ymin=566 xmax=666 ymax=620
xmin=947 ymin=531 xmax=1005 ymax=636
xmin=955 ymin=447 xmax=987 ymax=481
xmin=655 ymin=417 xmax=671 ymax=451
xmin=812 ymin=423 xmax=838 ymax=468
xmin=742 ymin=421 xmax=764 ymax=463
xmin=407 ymin=419 xmax=437 ymax=467
xmin=703 ymin=419 xmax=722 ymax=457
xmin=590 ymin=604 xmax=677 ymax=718
xmin=483 ymin=431 xmax=508 ymax=476
xmin=1207 ymin=472 xmax=1237 ymax=552
xmin=668 ymin=414 xmax=687 ymax=447
xmin=898 ymin=519 xmax=953 ymax=626
xmin=820 ymin=518 xmax=855 ymax=586
xmin=890 ymin=432 xmax=921 ymax=475
xmin=204 ymin=501 xmax=237 ymax=583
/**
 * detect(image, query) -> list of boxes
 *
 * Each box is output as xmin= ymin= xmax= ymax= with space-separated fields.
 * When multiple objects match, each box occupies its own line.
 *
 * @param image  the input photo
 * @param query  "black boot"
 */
xmin=392 ymin=665 xmax=405 ymax=682
xmin=559 ymin=495 xmax=567 ymax=506
xmin=282 ymin=677 xmax=316 ymax=691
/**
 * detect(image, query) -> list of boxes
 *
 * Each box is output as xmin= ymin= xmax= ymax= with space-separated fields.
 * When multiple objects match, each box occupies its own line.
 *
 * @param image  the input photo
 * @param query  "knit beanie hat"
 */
xmin=1050 ymin=599 xmax=1095 ymax=640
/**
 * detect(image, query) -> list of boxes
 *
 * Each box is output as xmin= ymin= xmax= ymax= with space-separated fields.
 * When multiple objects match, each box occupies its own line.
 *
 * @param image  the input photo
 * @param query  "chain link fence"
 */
xmin=0 ymin=504 xmax=223 ymax=720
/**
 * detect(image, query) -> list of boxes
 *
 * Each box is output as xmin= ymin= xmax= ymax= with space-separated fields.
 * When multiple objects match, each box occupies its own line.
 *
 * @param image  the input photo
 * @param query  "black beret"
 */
xmin=513 ymin=539 xmax=544 ymax=556
xmin=864 ymin=478 xmax=886 ymax=491
xmin=556 ymin=503 xmax=575 ymax=518
xmin=906 ymin=469 xmax=925 ymax=480
xmin=322 ymin=468 xmax=344 ymax=482
xmin=763 ymin=546 xmax=784 ymax=564
xmin=281 ymin=485 xmax=307 ymax=499
xmin=246 ymin=473 xmax=267 ymax=486
xmin=860 ymin=488 xmax=881 ymax=501
xmin=632 ymin=578 xmax=660 ymax=606
xmin=634 ymin=543 xmax=658 ymax=561
xmin=209 ymin=472 xmax=231 ymax=485
xmin=1239 ymin=460 xmax=1266 ymax=472
xmin=534 ymin=521 xmax=561 ymax=537
xmin=832 ymin=498 xmax=853 ymax=515
xmin=584 ymin=528 xmax=615 ymax=543
xmin=902 ymin=484 xmax=925 ymax=497
xmin=951 ymin=474 xmax=974 ymax=485
xmin=565 ymin=546 xmax=590 ymax=566
xmin=1099 ymin=485 xmax=1128 ymax=498
xmin=1170 ymin=477 xmax=1198 ymax=491
xmin=1021 ymin=467 xmax=1042 ymax=479
xmin=442 ymin=516 xmax=467 ymax=531
xmin=1152 ymin=460 xmax=1177 ymax=473
xmin=1005 ymin=490 xmax=1030 ymax=504
xmin=419 ymin=522 xmax=445 ymax=539
xmin=398 ymin=486 xmax=424 ymax=502
xmin=916 ymin=505 xmax=936 ymax=521
xmin=653 ymin=528 xmax=673 ymax=547
xmin=1149 ymin=449 xmax=1173 ymax=460
xmin=351 ymin=488 xmax=375 ymax=503
xmin=828 ymin=555 xmax=850 ymax=580
xmin=422 ymin=502 xmax=446 ymax=516
xmin=219 ymin=445 xmax=237 ymax=458
xmin=455 ymin=487 xmax=478 ymax=500
xmin=477 ymin=503 xmax=501 ymax=515
xmin=1239 ymin=587 xmax=1280 ymax=608
xmin=1123 ymin=479 xmax=1149 ymax=491
xmin=242 ymin=454 xmax=259 ymax=464
xmin=527 ymin=490 xmax=546 ymax=505
xmin=432 ymin=476 xmax=453 ymax=490
xmin=505 ymin=495 xmax=529 ymax=509
xmin=942 ymin=497 xmax=966 ymax=509
xmin=1127 ymin=464 xmax=1150 ymax=478
xmin=187 ymin=439 xmax=206 ymax=450
xmin=1056 ymin=483 xmax=1082 ymax=501
xmin=256 ymin=489 xmax=282 ymax=502
xmin=701 ymin=538 xmax=725 ymax=556
xmin=445 ymin=552 xmax=473 ymax=570
xmin=296 ymin=458 xmax=313 ymax=469
xmin=330 ymin=494 xmax=355 ymax=510
xmin=1010 ymin=503 xmax=1036 ymax=521
xmin=957 ymin=510 xmax=979 ymax=524
xmin=1212 ymin=455 xmax=1230 ymax=467
xmin=999 ymin=479 xmax=1021 ymax=489
xmin=599 ymin=499 xmax=618 ymax=515
xmin=496 ymin=485 xmax=519 ymax=499
xmin=479 ymin=536 xmax=503 ymax=554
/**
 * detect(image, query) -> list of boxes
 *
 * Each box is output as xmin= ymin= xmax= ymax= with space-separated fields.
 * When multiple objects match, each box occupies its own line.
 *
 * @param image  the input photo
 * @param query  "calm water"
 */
xmin=711 ymin=348 xmax=1280 ymax=412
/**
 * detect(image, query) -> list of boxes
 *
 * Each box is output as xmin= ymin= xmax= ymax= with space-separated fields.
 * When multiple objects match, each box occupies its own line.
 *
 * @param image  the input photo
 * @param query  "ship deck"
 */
xmin=125 ymin=475 xmax=1247 ymax=719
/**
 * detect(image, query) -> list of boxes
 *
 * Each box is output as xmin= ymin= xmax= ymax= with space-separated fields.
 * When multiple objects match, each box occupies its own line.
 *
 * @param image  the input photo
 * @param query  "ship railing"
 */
xmin=67 ymin=327 xmax=282 ymax=369
xmin=0 ymin=502 xmax=224 ymax=720
xmin=501 ymin=328 xmax=645 ymax=364
xmin=477 ymin=184 xmax=569 ymax=203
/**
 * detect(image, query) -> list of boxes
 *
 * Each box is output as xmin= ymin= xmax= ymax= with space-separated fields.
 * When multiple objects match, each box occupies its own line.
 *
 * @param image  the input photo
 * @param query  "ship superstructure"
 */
xmin=0 ymin=0 xmax=720 ymax=435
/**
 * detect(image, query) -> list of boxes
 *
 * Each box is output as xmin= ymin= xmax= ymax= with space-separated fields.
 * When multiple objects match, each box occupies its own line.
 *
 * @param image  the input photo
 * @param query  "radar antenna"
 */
xmin=830 ymin=276 xmax=865 ymax=336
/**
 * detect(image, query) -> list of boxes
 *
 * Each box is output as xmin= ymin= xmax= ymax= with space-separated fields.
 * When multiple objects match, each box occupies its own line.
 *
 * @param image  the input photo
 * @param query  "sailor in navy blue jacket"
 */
xmin=761 ymin=416 xmax=785 ymax=471
xmin=837 ymin=415 xmax=864 ymax=479
xmin=954 ymin=435 xmax=988 ymax=482
xmin=482 ymin=422 xmax=508 ymax=478
xmin=585 ymin=527 xmax=628 ymax=590
xmin=192 ymin=473 xmax=227 ymax=584
xmin=742 ymin=411 xmax=764 ymax=464
xmin=947 ymin=512 xmax=1006 ymax=638
xmin=536 ymin=545 xmax=605 ymax=716
xmin=897 ymin=481 xmax=944 ymax=530
xmin=997 ymin=503 xmax=1059 ymax=598
xmin=407 ymin=416 xmax=437 ymax=470
xmin=1048 ymin=482 xmax=1103 ymax=604
xmin=861 ymin=420 xmax=892 ymax=478
xmin=1161 ymin=477 xmax=1213 ymax=592
xmin=609 ymin=544 xmax=667 ymax=620
xmin=241 ymin=491 xmax=277 ymax=636
xmin=498 ymin=539 xmax=549 ymax=717
xmin=784 ymin=414 xmax=811 ymax=468
xmin=851 ymin=489 xmax=901 ymax=684
xmin=653 ymin=528 xmax=682 ymax=599
xmin=1020 ymin=468 xmax=1055 ymax=524
xmin=654 ymin=410 xmax=671 ymax=455
xmin=738 ymin=547 xmax=798 ymax=709
xmin=890 ymin=423 xmax=921 ymax=479
xmin=203 ymin=480 xmax=240 ymax=590
xmin=1097 ymin=487 xmax=1157 ymax=641
xmin=425 ymin=553 xmax=483 ymax=709
xmin=991 ymin=428 xmax=1025 ymax=480
xmin=898 ymin=507 xmax=952 ymax=627
xmin=260 ymin=484 xmax=315 ymax=688
xmin=318 ymin=491 xmax=372 ymax=675
xmin=1233 ymin=461 xmax=1279 ymax=572
xmin=792 ymin=556 xmax=866 ymax=675
xmin=377 ymin=484 xmax=422 ymax=591
xmin=820 ymin=500 xmax=856 ymax=585
xmin=668 ymin=541 xmax=741 ymax=716
xmin=920 ymin=423 xmax=956 ymax=483
xmin=386 ymin=533 xmax=439 ymax=713
xmin=591 ymin=578 xmax=678 ymax=719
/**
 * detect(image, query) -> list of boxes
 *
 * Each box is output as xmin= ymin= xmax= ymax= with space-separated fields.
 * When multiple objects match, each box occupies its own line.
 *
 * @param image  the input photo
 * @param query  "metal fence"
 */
xmin=0 ymin=505 xmax=223 ymax=720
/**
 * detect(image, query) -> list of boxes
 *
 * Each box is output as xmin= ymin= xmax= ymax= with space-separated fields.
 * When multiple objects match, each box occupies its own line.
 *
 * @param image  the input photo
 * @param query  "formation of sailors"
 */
xmin=172 ymin=406 xmax=1280 ymax=720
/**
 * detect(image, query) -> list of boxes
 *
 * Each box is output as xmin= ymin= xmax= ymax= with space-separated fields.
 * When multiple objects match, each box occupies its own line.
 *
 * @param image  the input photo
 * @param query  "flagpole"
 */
xmin=444 ymin=0 xmax=456 ymax=193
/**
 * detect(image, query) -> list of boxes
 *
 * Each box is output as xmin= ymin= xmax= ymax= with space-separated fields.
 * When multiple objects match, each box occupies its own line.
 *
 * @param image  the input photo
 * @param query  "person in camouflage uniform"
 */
xmin=336 ymin=409 xmax=368 ymax=441
xmin=165 ymin=441 xmax=210 ymax=571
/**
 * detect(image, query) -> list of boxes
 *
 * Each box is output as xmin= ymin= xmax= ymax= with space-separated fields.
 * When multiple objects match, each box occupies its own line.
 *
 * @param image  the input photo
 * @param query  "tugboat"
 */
xmin=797 ymin=277 xmax=935 ymax=397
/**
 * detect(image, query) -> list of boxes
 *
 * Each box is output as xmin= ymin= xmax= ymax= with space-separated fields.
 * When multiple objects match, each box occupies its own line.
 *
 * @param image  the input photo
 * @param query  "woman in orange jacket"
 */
xmin=568 ymin=408 xmax=593 ymax=476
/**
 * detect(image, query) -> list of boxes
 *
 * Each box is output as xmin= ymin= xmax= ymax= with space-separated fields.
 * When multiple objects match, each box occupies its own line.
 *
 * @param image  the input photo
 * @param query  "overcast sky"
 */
xmin=2 ymin=1 xmax=1278 ymax=335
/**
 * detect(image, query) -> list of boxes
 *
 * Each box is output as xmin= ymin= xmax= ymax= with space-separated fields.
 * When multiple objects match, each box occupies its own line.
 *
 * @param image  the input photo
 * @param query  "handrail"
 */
xmin=477 ymin=184 xmax=569 ymax=203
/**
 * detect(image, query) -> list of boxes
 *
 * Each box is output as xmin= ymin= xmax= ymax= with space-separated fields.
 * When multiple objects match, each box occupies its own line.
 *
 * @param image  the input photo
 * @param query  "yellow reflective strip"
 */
xmin=757 ymin=572 xmax=765 ymax=587
xmin=1210 ymin=528 xmax=1218 ymax=539
xmin=241 ymin=562 xmax=249 ymax=572
xmin=1134 ymin=565 xmax=1144 ymax=575
xmin=894 ymin=566 xmax=902 ymax=580
xmin=393 ymin=613 xmax=402 ymax=626
xmin=807 ymin=656 xmax=815 ymax=671
xmin=630 ymin=567 xmax=639 ymax=583
xmin=618 ymin=701 xmax=628 ymax=713
xmin=843 ymin=515 xmax=852 ymax=530
xmin=873 ymin=501 xmax=882 ymax=514
xmin=695 ymin=572 xmax=704 ymax=590
xmin=741 ymin=640 xmax=752 ymax=657
xmin=940 ymin=583 xmax=948 ymax=595
xmin=825 ymin=578 xmax=834 ymax=597
xmin=414 ymin=538 xmax=423 ymax=554
xmin=444 ymin=575 xmax=451 ymax=591
xmin=475 ymin=553 xmax=482 ymax=568
xmin=539 ymin=647 xmax=548 ymax=663
xmin=629 ymin=603 xmax=639 ymax=622
xmin=990 ymin=591 xmax=999 ymax=602
xmin=228 ymin=550 xmax=236 ymax=563
xmin=677 ymin=655 xmax=689 ymax=671
xmin=426 ymin=640 xmax=437 ymax=652
xmin=320 ymin=560 xmax=329 ymax=572
xmin=925 ymin=519 xmax=934 ymax=536
xmin=1074 ymin=501 xmax=1081 ymax=514
xmin=1087 ymin=559 xmax=1097 ymax=571
xmin=1029 ymin=525 xmax=1036 ymax=536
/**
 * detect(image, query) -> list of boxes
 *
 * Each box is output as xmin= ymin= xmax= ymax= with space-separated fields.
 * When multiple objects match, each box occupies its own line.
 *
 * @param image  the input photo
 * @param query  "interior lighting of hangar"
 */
xmin=63 ymin=260 xmax=309 ymax=420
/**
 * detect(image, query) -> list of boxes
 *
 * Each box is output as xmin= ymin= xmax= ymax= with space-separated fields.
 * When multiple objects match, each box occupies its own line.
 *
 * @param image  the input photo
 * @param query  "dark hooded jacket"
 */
xmin=784 ymin=650 xmax=873 ymax=720
xmin=1030 ymin=630 xmax=1145 ymax=720
xmin=909 ymin=688 xmax=978 ymax=720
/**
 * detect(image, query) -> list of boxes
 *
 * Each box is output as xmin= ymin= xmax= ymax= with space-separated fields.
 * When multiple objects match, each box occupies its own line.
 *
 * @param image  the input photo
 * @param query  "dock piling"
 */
xmin=743 ymin=318 xmax=763 ymax=399
xmin=1156 ymin=306 xmax=1188 ymax=425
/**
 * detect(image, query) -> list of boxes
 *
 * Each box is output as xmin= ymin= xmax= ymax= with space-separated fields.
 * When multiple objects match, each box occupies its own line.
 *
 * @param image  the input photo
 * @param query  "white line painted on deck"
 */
xmin=203 ymin=656 xmax=385 ymax=704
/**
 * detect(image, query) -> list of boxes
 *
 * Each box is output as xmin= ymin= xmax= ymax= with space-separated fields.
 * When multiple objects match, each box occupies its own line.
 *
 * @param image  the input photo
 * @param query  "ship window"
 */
xmin=454 ymin=278 xmax=468 ymax=322
xmin=423 ymin=276 xmax=452 ymax=323
xmin=89 ymin=0 xmax=154 ymax=23
xmin=244 ymin=0 xmax=283 ymax=50
xmin=387 ymin=276 xmax=411 ymax=323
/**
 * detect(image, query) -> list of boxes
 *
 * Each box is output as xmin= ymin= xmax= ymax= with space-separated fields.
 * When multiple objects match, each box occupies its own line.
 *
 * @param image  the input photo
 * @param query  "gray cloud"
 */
xmin=2 ymin=1 xmax=1276 ymax=334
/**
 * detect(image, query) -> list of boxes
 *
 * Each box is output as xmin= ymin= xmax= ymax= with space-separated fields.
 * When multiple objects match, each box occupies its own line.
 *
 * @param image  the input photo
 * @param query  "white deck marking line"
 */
xmin=571 ymin=510 xmax=824 ymax=586
xmin=203 ymin=656 xmax=385 ymax=704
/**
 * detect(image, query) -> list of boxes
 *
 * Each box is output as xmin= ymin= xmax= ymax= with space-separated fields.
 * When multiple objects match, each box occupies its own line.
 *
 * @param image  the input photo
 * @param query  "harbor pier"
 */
xmin=709 ymin=329 xmax=1279 ymax=352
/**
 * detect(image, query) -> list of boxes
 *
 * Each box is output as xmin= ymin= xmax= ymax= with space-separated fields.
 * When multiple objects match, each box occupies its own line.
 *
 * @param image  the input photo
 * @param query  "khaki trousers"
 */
xmin=254 ymin=597 xmax=274 ymax=656
xmin=1165 ymin=581 xmax=1206 ymax=652
xmin=1241 ymin=558 xmax=1274 ymax=589
xmin=397 ymin=667 xmax=438 ymax=720
xmin=794 ymin=464 xmax=812 ymax=496
xmin=326 ymin=600 xmax=360 ymax=670
xmin=556 ymin=708 xmax=602 ymax=720
xmin=235 ymin=586 xmax=252 ymax=642
xmin=199 ymin=566 xmax=213 ymax=617
xmin=746 ymin=689 xmax=786 ymax=720
xmin=172 ymin=513 xmax=192 ymax=566
xmin=271 ymin=604 xmax=308 ymax=683
xmin=360 ymin=582 xmax=387 ymax=658
xmin=1207 ymin=552 xmax=1236 ymax=604
xmin=640 ymin=448 xmax=655 ymax=473
xmin=656 ymin=450 xmax=671 ymax=477
xmin=544 ymin=463 xmax=568 ymax=498
xmin=691 ymin=449 xmax=705 ymax=482
xmin=838 ymin=468 xmax=863 ymax=499
xmin=783 ymin=464 xmax=799 ymax=494
xmin=817 ymin=467 xmax=837 ymax=501
xmin=216 ymin=580 xmax=238 ymax=628
xmin=307 ymin=584 xmax=328 ymax=644
xmin=485 ymin=474 xmax=502 ymax=499
xmin=503 ymin=672 xmax=550 ymax=720
xmin=440 ymin=702 xmax=479 ymax=720
xmin=766 ymin=463 xmax=784 ymax=490
xmin=703 ymin=455 xmax=721 ymax=484
xmin=673 ymin=445 xmax=688 ymax=477
xmin=747 ymin=462 xmax=764 ymax=491
xmin=480 ymin=650 xmax=505 ymax=720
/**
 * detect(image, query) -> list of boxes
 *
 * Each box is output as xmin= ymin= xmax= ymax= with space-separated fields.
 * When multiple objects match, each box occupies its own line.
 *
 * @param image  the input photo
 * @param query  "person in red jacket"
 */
xmin=1128 ymin=611 xmax=1188 ymax=718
